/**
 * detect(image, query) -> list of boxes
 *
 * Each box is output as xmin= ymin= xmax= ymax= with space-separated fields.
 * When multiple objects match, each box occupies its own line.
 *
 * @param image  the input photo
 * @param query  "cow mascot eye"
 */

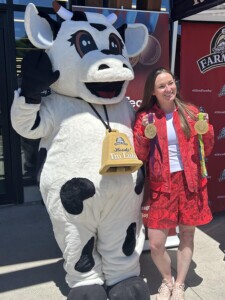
xmin=70 ymin=30 xmax=98 ymax=58
xmin=109 ymin=33 xmax=123 ymax=55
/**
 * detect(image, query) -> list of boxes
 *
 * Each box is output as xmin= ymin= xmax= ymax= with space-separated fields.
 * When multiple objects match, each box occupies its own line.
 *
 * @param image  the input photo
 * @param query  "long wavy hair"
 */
xmin=138 ymin=67 xmax=197 ymax=139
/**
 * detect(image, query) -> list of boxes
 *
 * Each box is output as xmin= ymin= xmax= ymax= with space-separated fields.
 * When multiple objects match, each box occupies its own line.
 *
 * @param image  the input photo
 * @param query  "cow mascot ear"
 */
xmin=24 ymin=3 xmax=148 ymax=61
xmin=24 ymin=3 xmax=55 ymax=49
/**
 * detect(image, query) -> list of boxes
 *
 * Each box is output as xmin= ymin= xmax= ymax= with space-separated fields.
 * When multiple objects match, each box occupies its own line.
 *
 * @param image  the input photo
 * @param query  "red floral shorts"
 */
xmin=142 ymin=171 xmax=213 ymax=229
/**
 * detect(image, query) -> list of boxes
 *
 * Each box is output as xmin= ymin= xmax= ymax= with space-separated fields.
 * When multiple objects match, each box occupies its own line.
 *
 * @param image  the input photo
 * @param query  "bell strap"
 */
xmin=88 ymin=103 xmax=112 ymax=132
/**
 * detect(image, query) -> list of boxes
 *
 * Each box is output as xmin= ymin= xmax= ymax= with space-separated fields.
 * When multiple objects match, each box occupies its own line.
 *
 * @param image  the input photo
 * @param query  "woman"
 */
xmin=133 ymin=67 xmax=214 ymax=300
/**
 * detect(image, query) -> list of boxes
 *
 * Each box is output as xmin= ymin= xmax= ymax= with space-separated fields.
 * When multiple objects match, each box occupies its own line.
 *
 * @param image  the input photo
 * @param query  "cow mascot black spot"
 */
xmin=11 ymin=2 xmax=150 ymax=299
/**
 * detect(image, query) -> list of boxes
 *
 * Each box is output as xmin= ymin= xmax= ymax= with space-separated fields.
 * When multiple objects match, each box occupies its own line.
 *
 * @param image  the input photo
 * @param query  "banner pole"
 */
xmin=170 ymin=20 xmax=178 ymax=74
xmin=168 ymin=17 xmax=180 ymax=250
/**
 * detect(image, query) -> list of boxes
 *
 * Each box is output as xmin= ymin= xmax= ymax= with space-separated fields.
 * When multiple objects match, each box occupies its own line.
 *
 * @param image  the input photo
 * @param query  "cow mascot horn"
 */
xmin=11 ymin=1 xmax=150 ymax=299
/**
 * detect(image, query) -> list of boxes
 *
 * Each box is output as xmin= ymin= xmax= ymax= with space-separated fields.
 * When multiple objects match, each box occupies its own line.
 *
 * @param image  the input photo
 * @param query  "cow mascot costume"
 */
xmin=11 ymin=2 xmax=150 ymax=299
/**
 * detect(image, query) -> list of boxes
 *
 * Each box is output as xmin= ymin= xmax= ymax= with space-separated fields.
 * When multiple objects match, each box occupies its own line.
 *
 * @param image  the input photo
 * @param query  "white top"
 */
xmin=166 ymin=113 xmax=184 ymax=173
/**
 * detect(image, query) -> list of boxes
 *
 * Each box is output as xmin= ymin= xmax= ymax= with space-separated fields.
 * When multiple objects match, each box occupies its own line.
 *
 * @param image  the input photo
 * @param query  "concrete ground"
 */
xmin=0 ymin=201 xmax=225 ymax=300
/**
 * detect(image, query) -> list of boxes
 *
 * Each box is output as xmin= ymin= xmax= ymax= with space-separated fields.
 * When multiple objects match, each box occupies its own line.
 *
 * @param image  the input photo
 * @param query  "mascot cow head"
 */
xmin=24 ymin=1 xmax=148 ymax=105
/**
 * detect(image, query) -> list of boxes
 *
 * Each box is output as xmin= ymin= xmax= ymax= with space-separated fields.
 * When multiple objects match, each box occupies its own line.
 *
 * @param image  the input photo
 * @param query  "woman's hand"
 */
xmin=142 ymin=114 xmax=150 ymax=127
xmin=142 ymin=113 xmax=155 ymax=126
xmin=204 ymin=113 xmax=209 ymax=122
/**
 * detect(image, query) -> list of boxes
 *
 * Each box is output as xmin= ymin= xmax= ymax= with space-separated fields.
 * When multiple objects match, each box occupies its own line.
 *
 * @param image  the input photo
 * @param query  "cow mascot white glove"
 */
xmin=11 ymin=2 xmax=150 ymax=299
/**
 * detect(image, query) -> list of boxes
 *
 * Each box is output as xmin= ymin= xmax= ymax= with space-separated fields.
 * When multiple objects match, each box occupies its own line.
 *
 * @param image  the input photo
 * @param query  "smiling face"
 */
xmin=153 ymin=72 xmax=177 ymax=112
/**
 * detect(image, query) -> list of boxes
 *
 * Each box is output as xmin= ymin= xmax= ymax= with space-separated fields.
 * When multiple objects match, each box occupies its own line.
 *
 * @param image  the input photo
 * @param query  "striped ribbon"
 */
xmin=197 ymin=113 xmax=207 ymax=178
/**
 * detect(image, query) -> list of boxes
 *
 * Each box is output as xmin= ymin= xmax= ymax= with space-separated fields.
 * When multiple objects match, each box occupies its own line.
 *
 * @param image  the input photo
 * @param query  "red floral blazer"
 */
xmin=133 ymin=104 xmax=214 ymax=193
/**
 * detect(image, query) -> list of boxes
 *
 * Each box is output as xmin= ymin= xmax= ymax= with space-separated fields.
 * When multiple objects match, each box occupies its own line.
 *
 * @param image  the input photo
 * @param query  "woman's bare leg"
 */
xmin=148 ymin=228 xmax=173 ymax=283
xmin=176 ymin=225 xmax=195 ymax=284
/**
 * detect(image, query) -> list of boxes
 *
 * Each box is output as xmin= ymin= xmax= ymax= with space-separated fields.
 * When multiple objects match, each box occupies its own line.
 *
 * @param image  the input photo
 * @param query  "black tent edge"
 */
xmin=171 ymin=0 xmax=225 ymax=22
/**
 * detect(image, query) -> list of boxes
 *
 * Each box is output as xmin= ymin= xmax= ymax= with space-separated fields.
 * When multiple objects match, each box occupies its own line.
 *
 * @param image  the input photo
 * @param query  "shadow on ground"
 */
xmin=140 ymin=247 xmax=203 ymax=296
xmin=0 ymin=203 xmax=70 ymax=297
xmin=198 ymin=211 xmax=225 ymax=261
xmin=1 ymin=203 xmax=224 ymax=299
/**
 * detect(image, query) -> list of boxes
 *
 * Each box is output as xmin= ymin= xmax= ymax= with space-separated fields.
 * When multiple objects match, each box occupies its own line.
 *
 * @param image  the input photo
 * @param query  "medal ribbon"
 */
xmin=148 ymin=136 xmax=163 ymax=178
xmin=148 ymin=113 xmax=154 ymax=124
xmin=198 ymin=112 xmax=204 ymax=121
xmin=197 ymin=113 xmax=207 ymax=178
xmin=88 ymin=103 xmax=112 ymax=132
xmin=147 ymin=113 xmax=162 ymax=176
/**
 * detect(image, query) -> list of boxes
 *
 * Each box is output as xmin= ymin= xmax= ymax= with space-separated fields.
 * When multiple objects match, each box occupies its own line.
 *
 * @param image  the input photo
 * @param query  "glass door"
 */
xmin=0 ymin=9 xmax=23 ymax=204
xmin=0 ymin=11 xmax=10 ymax=203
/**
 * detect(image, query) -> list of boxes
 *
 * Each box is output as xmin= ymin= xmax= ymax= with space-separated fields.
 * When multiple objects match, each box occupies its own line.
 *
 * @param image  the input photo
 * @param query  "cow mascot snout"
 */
xmin=11 ymin=2 xmax=150 ymax=299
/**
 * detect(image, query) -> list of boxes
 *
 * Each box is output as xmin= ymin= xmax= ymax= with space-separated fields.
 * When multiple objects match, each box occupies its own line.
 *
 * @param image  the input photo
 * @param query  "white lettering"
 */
xmin=122 ymin=152 xmax=137 ymax=159
xmin=199 ymin=59 xmax=207 ymax=69
xmin=129 ymin=99 xmax=142 ymax=108
xmin=142 ymin=213 xmax=148 ymax=218
xmin=215 ymin=111 xmax=225 ymax=114
xmin=110 ymin=152 xmax=137 ymax=160
xmin=142 ymin=205 xmax=150 ymax=211
xmin=198 ymin=53 xmax=225 ymax=73
xmin=129 ymin=100 xmax=136 ymax=107
xmin=207 ymin=56 xmax=213 ymax=65
xmin=214 ymin=54 xmax=221 ymax=63
xmin=193 ymin=0 xmax=204 ymax=5
xmin=192 ymin=89 xmax=212 ymax=93
xmin=136 ymin=99 xmax=142 ymax=108
xmin=110 ymin=153 xmax=122 ymax=160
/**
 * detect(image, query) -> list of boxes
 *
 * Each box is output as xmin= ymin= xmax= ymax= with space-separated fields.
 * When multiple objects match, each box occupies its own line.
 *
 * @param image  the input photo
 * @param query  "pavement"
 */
xmin=0 ymin=199 xmax=225 ymax=300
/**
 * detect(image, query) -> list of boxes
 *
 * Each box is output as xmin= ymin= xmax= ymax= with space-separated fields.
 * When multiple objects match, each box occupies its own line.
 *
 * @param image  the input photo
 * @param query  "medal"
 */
xmin=145 ymin=124 xmax=157 ymax=139
xmin=194 ymin=112 xmax=209 ymax=135
xmin=144 ymin=113 xmax=157 ymax=139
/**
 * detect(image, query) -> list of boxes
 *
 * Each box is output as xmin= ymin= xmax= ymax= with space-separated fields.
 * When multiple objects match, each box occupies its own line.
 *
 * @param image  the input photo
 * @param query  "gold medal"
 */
xmin=194 ymin=112 xmax=209 ymax=135
xmin=145 ymin=123 xmax=157 ymax=139
xmin=144 ymin=112 xmax=157 ymax=139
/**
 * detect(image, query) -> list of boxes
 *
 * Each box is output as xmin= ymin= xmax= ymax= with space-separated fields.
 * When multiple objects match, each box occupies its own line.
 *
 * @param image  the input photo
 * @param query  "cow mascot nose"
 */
xmin=11 ymin=1 xmax=150 ymax=299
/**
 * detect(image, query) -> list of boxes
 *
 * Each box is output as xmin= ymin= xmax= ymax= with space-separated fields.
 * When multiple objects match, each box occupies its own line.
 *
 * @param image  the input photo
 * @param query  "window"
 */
xmin=13 ymin=0 xmax=55 ymax=7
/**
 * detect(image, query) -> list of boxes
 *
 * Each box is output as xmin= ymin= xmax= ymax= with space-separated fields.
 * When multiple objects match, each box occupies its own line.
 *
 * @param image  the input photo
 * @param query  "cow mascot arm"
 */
xmin=11 ymin=2 xmax=151 ymax=300
xmin=20 ymin=50 xmax=59 ymax=104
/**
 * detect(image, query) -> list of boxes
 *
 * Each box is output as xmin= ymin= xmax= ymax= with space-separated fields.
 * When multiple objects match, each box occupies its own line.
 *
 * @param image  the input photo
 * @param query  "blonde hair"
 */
xmin=138 ymin=67 xmax=196 ymax=139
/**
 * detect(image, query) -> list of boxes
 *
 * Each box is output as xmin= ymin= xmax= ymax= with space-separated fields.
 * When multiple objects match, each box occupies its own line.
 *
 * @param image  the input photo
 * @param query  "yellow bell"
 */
xmin=99 ymin=129 xmax=143 ymax=175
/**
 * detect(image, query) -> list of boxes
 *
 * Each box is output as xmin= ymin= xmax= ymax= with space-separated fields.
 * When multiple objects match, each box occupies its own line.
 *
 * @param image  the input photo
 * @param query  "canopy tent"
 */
xmin=170 ymin=0 xmax=225 ymax=21
xmin=182 ymin=3 xmax=225 ymax=22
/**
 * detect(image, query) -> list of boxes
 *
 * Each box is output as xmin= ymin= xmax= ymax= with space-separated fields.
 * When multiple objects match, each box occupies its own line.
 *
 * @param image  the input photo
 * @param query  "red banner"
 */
xmin=180 ymin=21 xmax=225 ymax=213
xmin=125 ymin=10 xmax=169 ymax=109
